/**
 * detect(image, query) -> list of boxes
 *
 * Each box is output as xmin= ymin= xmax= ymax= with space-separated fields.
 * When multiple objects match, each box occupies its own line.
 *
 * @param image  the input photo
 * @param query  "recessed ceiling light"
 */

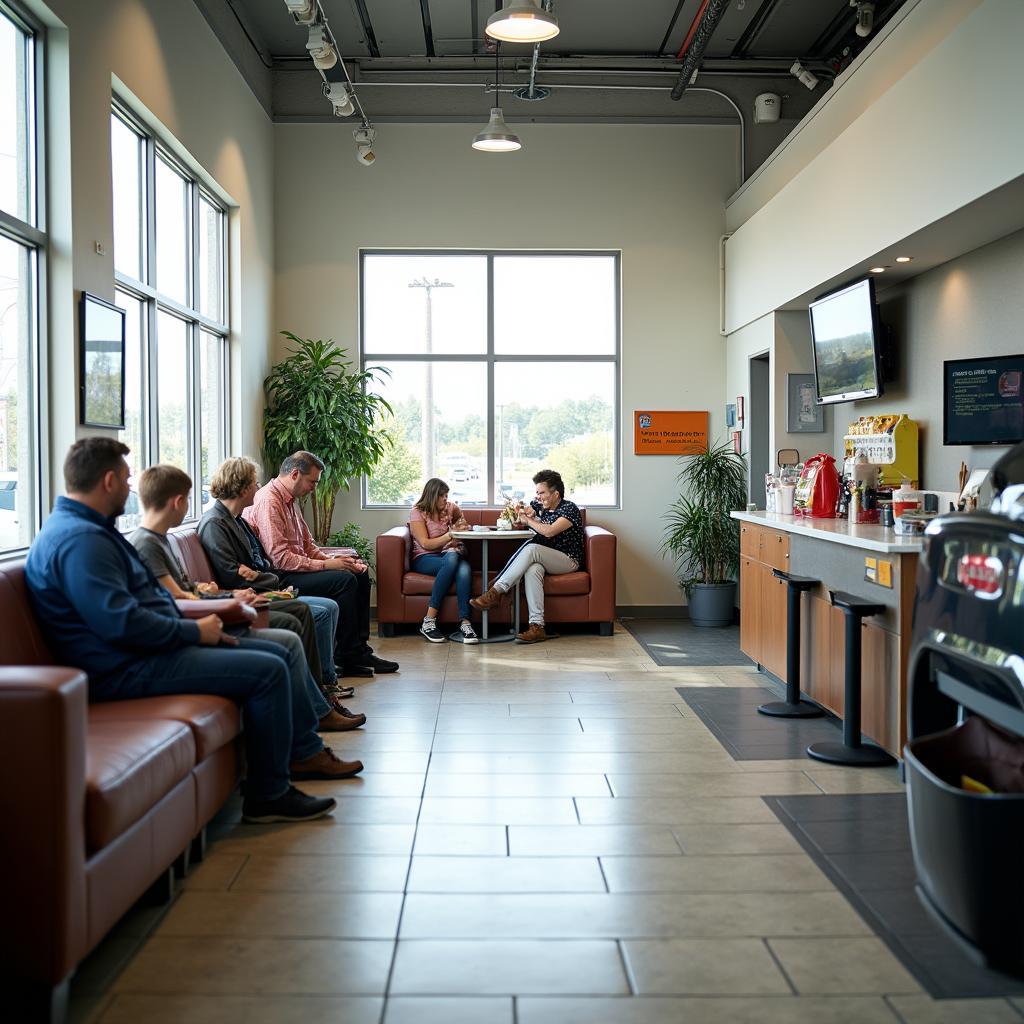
xmin=895 ymin=256 xmax=913 ymax=263
xmin=869 ymin=266 xmax=887 ymax=273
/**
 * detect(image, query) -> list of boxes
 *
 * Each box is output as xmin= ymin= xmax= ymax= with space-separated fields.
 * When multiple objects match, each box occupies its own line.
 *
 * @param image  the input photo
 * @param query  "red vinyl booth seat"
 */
xmin=376 ymin=507 xmax=616 ymax=635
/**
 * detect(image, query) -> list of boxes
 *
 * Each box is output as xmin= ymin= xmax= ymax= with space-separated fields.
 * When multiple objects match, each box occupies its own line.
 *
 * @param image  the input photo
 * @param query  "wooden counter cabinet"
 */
xmin=739 ymin=523 xmax=790 ymax=680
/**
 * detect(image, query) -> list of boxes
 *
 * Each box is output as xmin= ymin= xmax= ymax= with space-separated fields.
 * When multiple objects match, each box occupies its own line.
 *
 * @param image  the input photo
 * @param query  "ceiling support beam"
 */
xmin=352 ymin=0 xmax=381 ymax=58
xmin=419 ymin=0 xmax=436 ymax=57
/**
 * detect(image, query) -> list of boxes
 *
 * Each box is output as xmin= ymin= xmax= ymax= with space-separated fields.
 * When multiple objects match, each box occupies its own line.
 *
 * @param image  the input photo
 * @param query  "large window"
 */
xmin=110 ymin=105 xmax=228 ymax=529
xmin=361 ymin=251 xmax=619 ymax=508
xmin=0 ymin=3 xmax=42 ymax=554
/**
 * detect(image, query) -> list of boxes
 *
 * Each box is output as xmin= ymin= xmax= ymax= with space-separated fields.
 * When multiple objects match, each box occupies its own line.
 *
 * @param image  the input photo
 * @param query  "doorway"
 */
xmin=748 ymin=353 xmax=770 ymax=507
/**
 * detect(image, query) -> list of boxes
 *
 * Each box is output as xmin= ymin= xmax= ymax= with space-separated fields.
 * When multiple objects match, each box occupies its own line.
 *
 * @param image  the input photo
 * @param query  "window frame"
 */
xmin=111 ymin=101 xmax=229 ymax=523
xmin=359 ymin=248 xmax=622 ymax=510
xmin=0 ymin=0 xmax=47 ymax=556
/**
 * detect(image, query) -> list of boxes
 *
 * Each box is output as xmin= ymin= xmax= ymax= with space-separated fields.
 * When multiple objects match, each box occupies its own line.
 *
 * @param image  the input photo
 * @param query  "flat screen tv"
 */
xmin=944 ymin=355 xmax=1024 ymax=446
xmin=808 ymin=278 xmax=883 ymax=405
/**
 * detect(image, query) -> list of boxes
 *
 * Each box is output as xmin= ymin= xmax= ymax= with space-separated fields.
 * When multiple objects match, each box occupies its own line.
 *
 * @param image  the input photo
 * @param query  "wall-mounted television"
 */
xmin=944 ymin=355 xmax=1024 ymax=446
xmin=808 ymin=278 xmax=884 ymax=405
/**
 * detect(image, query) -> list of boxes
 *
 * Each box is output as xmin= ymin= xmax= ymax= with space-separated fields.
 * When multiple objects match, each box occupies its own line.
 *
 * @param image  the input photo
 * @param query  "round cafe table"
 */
xmin=448 ymin=528 xmax=534 ymax=643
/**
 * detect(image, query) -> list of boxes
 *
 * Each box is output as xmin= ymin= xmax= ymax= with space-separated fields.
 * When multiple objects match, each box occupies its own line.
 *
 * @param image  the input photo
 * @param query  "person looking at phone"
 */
xmin=471 ymin=469 xmax=584 ymax=644
xmin=129 ymin=464 xmax=366 ymax=736
xmin=25 ymin=438 xmax=358 ymax=823
xmin=409 ymin=477 xmax=478 ymax=644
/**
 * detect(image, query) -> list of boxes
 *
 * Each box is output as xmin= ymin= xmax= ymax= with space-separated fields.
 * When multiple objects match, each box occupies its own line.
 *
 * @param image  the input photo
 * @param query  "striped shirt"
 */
xmin=242 ymin=477 xmax=327 ymax=573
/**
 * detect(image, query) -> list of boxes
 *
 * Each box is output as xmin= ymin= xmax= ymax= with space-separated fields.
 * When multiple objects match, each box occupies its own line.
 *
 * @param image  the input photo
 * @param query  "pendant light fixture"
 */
xmin=472 ymin=44 xmax=521 ymax=152
xmin=486 ymin=0 xmax=559 ymax=44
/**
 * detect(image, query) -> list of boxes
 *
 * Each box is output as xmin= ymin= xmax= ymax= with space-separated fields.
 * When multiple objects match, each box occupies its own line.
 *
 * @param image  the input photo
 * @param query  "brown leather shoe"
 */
xmin=470 ymin=585 xmax=509 ymax=611
xmin=318 ymin=707 xmax=366 ymax=731
xmin=515 ymin=623 xmax=547 ymax=644
xmin=290 ymin=747 xmax=364 ymax=780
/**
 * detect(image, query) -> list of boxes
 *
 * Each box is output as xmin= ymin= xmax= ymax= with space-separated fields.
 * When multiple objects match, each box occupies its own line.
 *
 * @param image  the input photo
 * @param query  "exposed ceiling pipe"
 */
xmin=671 ymin=0 xmax=733 ymax=101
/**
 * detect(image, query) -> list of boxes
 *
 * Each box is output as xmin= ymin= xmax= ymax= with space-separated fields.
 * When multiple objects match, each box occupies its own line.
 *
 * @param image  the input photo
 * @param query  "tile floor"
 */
xmin=78 ymin=627 xmax=1024 ymax=1024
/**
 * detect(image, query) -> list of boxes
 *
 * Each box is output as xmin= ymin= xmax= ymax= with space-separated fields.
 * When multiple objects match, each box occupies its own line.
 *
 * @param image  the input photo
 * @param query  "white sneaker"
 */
xmin=459 ymin=621 xmax=480 ymax=644
xmin=420 ymin=620 xmax=447 ymax=643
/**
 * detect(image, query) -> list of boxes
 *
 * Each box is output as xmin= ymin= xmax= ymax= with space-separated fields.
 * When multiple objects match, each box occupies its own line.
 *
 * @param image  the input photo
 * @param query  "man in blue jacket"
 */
xmin=25 ymin=437 xmax=342 ymax=824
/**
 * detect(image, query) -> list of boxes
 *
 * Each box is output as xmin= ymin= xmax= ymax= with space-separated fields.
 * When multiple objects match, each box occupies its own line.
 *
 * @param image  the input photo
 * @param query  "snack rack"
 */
xmin=843 ymin=413 xmax=919 ymax=487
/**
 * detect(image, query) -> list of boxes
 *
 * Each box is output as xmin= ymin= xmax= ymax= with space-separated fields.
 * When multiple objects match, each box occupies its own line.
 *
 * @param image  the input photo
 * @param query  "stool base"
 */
xmin=758 ymin=699 xmax=824 ymax=719
xmin=806 ymin=740 xmax=896 ymax=767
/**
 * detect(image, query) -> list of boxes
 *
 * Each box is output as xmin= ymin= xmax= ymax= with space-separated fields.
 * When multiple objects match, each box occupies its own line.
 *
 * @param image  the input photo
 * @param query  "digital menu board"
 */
xmin=944 ymin=355 xmax=1024 ymax=446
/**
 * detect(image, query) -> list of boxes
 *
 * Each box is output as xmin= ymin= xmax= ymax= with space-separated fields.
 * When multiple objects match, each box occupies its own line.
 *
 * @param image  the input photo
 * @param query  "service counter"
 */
xmin=731 ymin=511 xmax=922 ymax=756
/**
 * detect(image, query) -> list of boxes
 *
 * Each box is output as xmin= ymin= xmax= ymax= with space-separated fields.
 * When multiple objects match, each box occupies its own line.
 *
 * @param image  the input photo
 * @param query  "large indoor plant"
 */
xmin=662 ymin=438 xmax=748 ymax=627
xmin=263 ymin=332 xmax=392 ymax=543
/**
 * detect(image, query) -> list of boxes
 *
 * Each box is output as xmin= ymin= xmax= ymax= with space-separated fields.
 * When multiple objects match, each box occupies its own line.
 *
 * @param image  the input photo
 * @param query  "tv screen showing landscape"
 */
xmin=944 ymin=355 xmax=1024 ymax=446
xmin=809 ymin=279 xmax=881 ymax=404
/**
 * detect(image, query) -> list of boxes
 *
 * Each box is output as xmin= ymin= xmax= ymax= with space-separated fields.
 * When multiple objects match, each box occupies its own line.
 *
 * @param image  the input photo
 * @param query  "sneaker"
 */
xmin=289 ymin=747 xmax=364 ymax=780
xmin=459 ymin=621 xmax=479 ymax=644
xmin=242 ymin=785 xmax=337 ymax=823
xmin=515 ymin=623 xmax=547 ymax=644
xmin=318 ymin=707 xmax=367 ymax=731
xmin=326 ymin=684 xmax=356 ymax=699
xmin=420 ymin=620 xmax=447 ymax=644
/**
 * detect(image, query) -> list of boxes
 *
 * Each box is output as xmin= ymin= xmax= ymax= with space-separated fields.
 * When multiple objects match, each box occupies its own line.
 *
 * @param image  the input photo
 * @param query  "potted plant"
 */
xmin=662 ymin=438 xmax=748 ymax=627
xmin=263 ymin=332 xmax=393 ymax=543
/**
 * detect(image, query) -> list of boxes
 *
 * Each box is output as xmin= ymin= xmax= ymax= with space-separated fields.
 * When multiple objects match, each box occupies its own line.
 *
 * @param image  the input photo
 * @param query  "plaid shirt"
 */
xmin=242 ymin=477 xmax=327 ymax=573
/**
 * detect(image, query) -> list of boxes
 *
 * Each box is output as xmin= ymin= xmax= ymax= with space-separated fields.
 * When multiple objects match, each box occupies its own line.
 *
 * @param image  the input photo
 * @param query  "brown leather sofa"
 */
xmin=0 ymin=557 xmax=246 ymax=1022
xmin=376 ymin=507 xmax=616 ymax=635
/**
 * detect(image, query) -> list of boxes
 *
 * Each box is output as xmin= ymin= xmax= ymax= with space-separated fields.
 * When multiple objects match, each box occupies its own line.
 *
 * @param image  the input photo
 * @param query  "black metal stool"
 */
xmin=758 ymin=570 xmax=824 ymax=719
xmin=806 ymin=590 xmax=896 ymax=767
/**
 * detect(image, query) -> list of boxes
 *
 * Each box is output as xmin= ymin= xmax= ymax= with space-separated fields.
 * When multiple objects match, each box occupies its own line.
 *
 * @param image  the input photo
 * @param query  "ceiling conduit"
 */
xmin=670 ymin=0 xmax=733 ymax=100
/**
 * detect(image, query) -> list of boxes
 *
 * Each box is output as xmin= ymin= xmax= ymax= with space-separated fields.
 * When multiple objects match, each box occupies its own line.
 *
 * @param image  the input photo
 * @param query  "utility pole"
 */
xmin=408 ymin=276 xmax=453 ymax=481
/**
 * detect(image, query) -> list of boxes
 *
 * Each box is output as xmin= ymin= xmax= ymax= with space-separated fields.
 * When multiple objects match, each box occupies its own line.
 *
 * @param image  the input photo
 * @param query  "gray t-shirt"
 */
xmin=128 ymin=527 xmax=195 ymax=593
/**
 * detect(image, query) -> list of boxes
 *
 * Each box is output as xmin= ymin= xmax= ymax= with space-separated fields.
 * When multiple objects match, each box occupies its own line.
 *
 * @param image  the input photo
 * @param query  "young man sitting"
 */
xmin=25 ymin=437 xmax=356 ymax=823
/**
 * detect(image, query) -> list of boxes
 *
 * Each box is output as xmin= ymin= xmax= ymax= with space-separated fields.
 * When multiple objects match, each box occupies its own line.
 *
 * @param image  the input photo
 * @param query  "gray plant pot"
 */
xmin=687 ymin=582 xmax=737 ymax=628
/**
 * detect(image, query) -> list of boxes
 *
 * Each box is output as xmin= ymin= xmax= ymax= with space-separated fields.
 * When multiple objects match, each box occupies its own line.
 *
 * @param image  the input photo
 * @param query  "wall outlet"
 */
xmin=94 ymin=241 xmax=106 ymax=256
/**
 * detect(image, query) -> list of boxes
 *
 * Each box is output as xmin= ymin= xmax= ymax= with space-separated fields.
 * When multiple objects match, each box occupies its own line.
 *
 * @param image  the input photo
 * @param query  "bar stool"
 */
xmin=758 ymin=570 xmax=825 ymax=719
xmin=806 ymin=590 xmax=896 ymax=767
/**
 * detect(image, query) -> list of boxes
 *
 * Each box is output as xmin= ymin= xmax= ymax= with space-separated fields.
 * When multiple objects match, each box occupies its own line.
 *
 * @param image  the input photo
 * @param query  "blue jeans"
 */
xmin=412 ymin=551 xmax=472 ymax=620
xmin=301 ymin=595 xmax=339 ymax=686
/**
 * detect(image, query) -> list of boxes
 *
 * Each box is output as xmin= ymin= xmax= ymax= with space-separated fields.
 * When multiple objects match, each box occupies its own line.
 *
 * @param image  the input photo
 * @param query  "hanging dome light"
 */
xmin=485 ymin=0 xmax=559 ymax=44
xmin=472 ymin=107 xmax=522 ymax=152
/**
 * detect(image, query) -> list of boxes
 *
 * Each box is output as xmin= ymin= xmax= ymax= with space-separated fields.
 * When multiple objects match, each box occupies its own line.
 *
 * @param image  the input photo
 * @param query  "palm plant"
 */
xmin=662 ymin=438 xmax=748 ymax=593
xmin=263 ymin=332 xmax=393 ymax=543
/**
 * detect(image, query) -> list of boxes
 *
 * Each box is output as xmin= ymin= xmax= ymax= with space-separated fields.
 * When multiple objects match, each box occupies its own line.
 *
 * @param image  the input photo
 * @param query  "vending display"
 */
xmin=843 ymin=413 xmax=919 ymax=487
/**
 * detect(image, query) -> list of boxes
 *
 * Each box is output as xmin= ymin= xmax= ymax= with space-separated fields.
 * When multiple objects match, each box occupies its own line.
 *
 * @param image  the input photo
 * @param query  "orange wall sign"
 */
xmin=634 ymin=410 xmax=709 ymax=455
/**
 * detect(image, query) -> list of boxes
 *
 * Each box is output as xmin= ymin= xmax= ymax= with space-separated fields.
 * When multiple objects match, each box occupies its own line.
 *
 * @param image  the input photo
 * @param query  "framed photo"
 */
xmin=732 ymin=430 xmax=743 ymax=454
xmin=736 ymin=395 xmax=745 ymax=427
xmin=726 ymin=403 xmax=736 ymax=428
xmin=786 ymin=373 xmax=824 ymax=433
xmin=79 ymin=292 xmax=126 ymax=429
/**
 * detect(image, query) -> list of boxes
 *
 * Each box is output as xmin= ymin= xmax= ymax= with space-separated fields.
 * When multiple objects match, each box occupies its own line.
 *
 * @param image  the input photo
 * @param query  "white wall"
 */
xmin=273 ymin=122 xmax=736 ymax=608
xmin=30 ymin=0 xmax=275 ymax=498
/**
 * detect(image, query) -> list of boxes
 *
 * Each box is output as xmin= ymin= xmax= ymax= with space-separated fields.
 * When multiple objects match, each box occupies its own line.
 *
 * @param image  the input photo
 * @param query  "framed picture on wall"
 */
xmin=79 ymin=292 xmax=126 ymax=429
xmin=726 ymin=403 xmax=736 ymax=427
xmin=732 ymin=430 xmax=743 ymax=454
xmin=736 ymin=395 xmax=745 ymax=427
xmin=786 ymin=373 xmax=824 ymax=433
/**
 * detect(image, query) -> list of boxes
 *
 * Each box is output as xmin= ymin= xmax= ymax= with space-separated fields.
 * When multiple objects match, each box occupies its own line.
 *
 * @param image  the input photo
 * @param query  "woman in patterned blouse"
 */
xmin=471 ymin=468 xmax=584 ymax=643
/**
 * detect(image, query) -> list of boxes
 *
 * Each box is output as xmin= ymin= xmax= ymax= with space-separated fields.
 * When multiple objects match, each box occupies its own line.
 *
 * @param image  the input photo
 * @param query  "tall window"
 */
xmin=361 ymin=251 xmax=619 ymax=508
xmin=0 ymin=3 xmax=43 ymax=553
xmin=110 ymin=105 xmax=228 ymax=529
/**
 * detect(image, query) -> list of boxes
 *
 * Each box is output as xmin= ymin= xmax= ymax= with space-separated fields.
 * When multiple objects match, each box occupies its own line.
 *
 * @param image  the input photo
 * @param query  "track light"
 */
xmin=851 ymin=0 xmax=875 ymax=38
xmin=324 ymin=81 xmax=355 ymax=117
xmin=472 ymin=107 xmax=522 ymax=152
xmin=485 ymin=0 xmax=559 ymax=44
xmin=353 ymin=127 xmax=376 ymax=165
xmin=306 ymin=24 xmax=337 ymax=71
xmin=790 ymin=60 xmax=819 ymax=90
xmin=284 ymin=0 xmax=317 ymax=25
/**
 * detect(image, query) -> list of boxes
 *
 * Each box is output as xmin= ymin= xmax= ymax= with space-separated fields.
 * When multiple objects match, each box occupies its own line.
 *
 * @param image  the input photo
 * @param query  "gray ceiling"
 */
xmin=196 ymin=0 xmax=909 ymax=179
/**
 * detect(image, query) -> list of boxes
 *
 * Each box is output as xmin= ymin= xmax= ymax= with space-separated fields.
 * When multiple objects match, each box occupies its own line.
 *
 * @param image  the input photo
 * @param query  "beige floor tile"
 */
xmin=623 ymin=938 xmax=790 ymax=994
xmin=97 ymin=994 xmax=383 ymax=1023
xmin=886 ymin=995 xmax=1023 ymax=1023
xmin=601 ymin=854 xmax=832 ymax=893
xmin=212 ymin=822 xmax=416 ymax=856
xmin=671 ymin=823 xmax=804 ymax=855
xmin=407 ymin=855 xmax=605 ymax=893
xmin=509 ymin=825 xmax=683 ymax=857
xmin=517 ymin=995 xmax=899 ymax=1023
xmin=737 ymin=759 xmax=818 ymax=772
xmin=113 ymin=937 xmax=393 ymax=994
xmin=383 ymin=996 xmax=514 ymax=1024
xmin=327 ymin=734 xmax=435 ymax=752
xmin=268 ymin=796 xmax=421 ymax=823
xmin=577 ymin=718 xmax=699 ymax=733
xmin=399 ymin=891 xmax=869 ymax=940
xmin=230 ymin=854 xmax=410 ymax=892
xmin=567 ymin=688 xmax=693 ymax=702
xmin=413 ymin=825 xmax=508 ymax=855
xmin=155 ymin=891 xmax=403 ymax=939
xmin=429 ymin=733 xmax=724 ymax=753
xmin=353 ymin=717 xmax=437 ymax=733
xmin=608 ymin=771 xmax=822 ymax=798
xmin=435 ymin=705 xmax=512 ymax=720
xmin=576 ymin=796 xmax=777 ymax=825
xmin=426 ymin=751 xmax=738 ymax=775
xmin=510 ymin=704 xmax=685 ymax=718
xmin=344 ymin=751 xmax=430 ymax=773
xmin=424 ymin=773 xmax=611 ymax=798
xmin=418 ymin=797 xmax=578 ymax=825
xmin=299 ymin=774 xmax=424 ymax=798
xmin=769 ymin=937 xmax=921 ymax=994
xmin=388 ymin=939 xmax=629 ymax=995
xmin=434 ymin=718 xmax=584 ymax=733
xmin=180 ymin=852 xmax=247 ymax=891
xmin=803 ymin=767 xmax=906 ymax=794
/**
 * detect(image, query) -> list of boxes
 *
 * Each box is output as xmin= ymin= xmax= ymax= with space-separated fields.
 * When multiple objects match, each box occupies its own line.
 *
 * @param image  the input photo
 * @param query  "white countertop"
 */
xmin=731 ymin=510 xmax=925 ymax=553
